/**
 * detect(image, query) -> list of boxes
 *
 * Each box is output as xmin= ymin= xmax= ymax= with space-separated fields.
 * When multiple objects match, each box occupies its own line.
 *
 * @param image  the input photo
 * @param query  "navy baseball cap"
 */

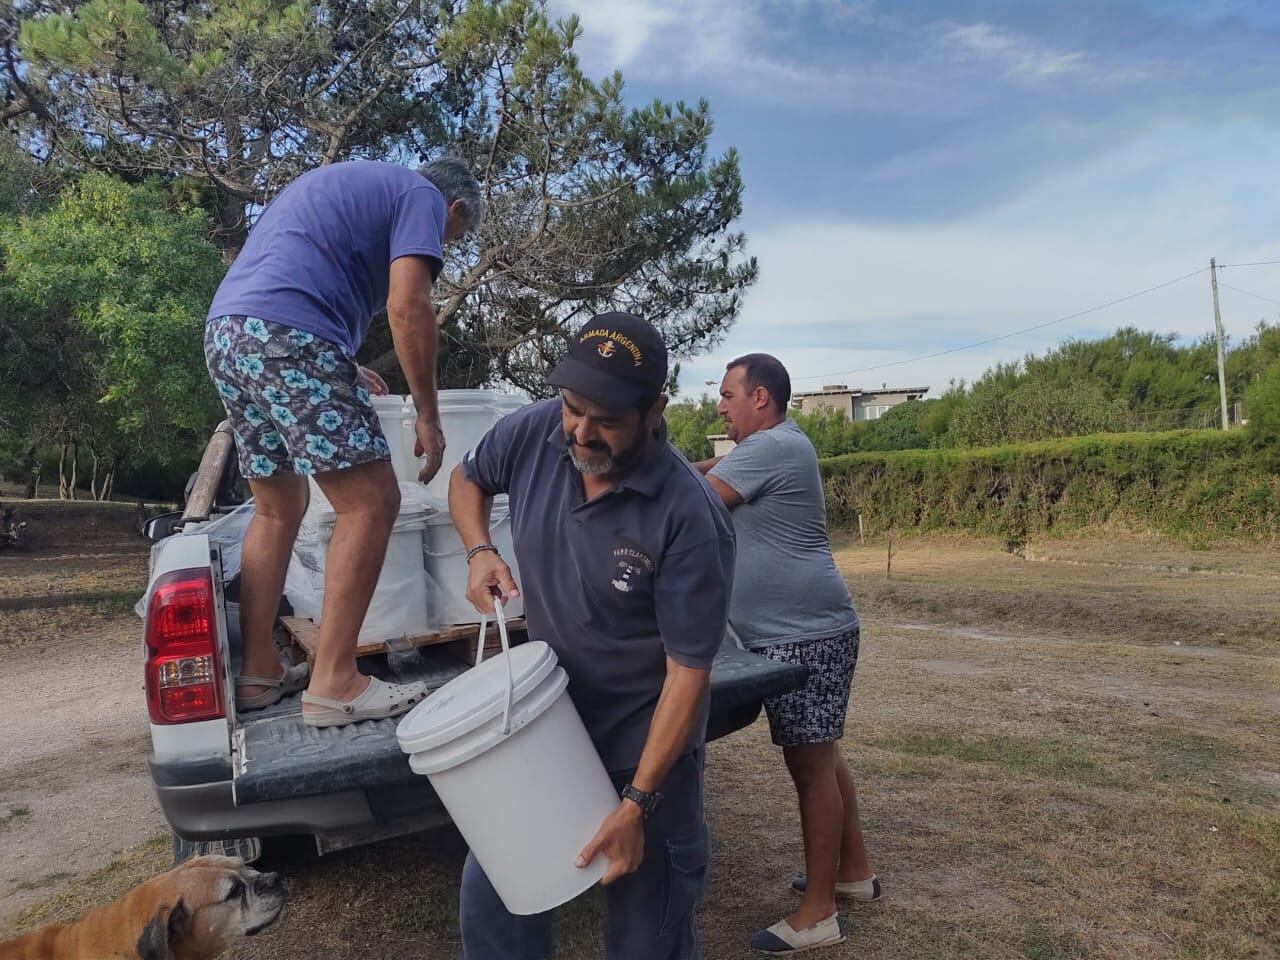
xmin=548 ymin=313 xmax=668 ymax=410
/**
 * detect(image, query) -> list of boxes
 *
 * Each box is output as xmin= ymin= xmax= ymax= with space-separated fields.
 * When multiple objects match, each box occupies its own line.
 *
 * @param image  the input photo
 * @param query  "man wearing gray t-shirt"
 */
xmin=695 ymin=354 xmax=879 ymax=956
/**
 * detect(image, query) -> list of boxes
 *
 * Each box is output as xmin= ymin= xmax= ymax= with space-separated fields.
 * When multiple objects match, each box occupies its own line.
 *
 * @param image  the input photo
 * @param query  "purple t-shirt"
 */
xmin=208 ymin=161 xmax=446 ymax=356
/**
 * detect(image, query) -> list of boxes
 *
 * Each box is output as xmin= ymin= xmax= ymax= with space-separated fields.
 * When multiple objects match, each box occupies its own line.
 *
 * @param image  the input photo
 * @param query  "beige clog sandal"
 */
xmin=300 ymin=676 xmax=427 ymax=727
xmin=234 ymin=659 xmax=311 ymax=712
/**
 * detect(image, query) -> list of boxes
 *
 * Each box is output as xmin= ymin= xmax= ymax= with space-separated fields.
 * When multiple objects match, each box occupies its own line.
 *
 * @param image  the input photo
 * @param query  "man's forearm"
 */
xmin=692 ymin=456 xmax=722 ymax=475
xmin=388 ymin=299 xmax=439 ymax=419
xmin=448 ymin=465 xmax=494 ymax=550
xmin=628 ymin=659 xmax=711 ymax=795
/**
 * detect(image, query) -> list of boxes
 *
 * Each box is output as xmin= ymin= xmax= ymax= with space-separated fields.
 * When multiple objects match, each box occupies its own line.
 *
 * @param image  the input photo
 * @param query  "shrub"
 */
xmin=821 ymin=429 xmax=1277 ymax=541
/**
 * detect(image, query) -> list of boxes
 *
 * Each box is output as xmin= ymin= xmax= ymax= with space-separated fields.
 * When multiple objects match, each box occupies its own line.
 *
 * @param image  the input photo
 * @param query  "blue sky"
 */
xmin=547 ymin=0 xmax=1280 ymax=401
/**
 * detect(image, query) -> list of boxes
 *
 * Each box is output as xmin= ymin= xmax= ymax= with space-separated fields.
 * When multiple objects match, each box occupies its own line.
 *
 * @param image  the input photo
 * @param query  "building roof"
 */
xmin=792 ymin=385 xmax=930 ymax=399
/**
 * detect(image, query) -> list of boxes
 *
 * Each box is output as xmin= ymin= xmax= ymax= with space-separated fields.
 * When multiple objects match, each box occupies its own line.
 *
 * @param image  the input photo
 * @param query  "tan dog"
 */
xmin=0 ymin=855 xmax=285 ymax=960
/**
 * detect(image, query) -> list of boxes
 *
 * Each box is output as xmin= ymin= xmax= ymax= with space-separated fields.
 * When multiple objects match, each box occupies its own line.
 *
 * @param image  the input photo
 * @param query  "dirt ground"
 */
xmin=0 ymin=500 xmax=162 ymax=921
xmin=0 ymin=513 xmax=1276 ymax=960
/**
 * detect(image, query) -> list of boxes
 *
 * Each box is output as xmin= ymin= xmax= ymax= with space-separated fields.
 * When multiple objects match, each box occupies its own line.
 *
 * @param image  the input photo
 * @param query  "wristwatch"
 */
xmin=621 ymin=783 xmax=663 ymax=818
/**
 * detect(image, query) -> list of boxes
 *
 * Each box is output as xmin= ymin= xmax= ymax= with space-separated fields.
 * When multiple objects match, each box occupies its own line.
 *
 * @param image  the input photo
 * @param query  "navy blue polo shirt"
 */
xmin=461 ymin=399 xmax=736 ymax=773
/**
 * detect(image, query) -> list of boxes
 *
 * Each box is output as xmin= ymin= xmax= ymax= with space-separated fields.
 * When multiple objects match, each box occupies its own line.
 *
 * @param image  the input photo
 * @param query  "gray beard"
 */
xmin=569 ymin=450 xmax=620 ymax=476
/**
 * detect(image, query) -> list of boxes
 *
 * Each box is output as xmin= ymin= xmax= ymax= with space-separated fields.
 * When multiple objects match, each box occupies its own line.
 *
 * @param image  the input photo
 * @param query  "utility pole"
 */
xmin=1210 ymin=258 xmax=1230 ymax=430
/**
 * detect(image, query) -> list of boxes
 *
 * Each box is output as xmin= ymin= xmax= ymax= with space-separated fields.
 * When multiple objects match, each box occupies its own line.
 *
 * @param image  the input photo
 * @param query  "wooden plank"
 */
xmin=281 ymin=615 xmax=525 ymax=661
xmin=441 ymin=634 xmax=505 ymax=666
xmin=180 ymin=420 xmax=234 ymax=526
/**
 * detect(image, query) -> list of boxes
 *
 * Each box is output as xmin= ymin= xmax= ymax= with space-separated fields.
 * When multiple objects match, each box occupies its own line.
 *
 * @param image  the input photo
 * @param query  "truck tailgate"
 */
xmin=232 ymin=641 xmax=805 ymax=805
xmin=232 ymin=649 xmax=466 ymax=804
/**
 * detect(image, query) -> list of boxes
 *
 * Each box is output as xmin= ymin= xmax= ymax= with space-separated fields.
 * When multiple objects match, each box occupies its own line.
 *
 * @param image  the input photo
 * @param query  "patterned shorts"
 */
xmin=759 ymin=628 xmax=860 ymax=747
xmin=204 ymin=315 xmax=390 ymax=480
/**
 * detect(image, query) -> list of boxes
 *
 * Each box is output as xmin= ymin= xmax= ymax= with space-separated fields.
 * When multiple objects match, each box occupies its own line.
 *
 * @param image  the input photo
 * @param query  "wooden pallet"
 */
xmin=281 ymin=615 xmax=525 ymax=661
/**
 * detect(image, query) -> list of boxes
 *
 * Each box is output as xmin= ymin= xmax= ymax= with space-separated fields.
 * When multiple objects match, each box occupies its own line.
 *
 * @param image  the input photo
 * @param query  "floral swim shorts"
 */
xmin=204 ymin=315 xmax=390 ymax=480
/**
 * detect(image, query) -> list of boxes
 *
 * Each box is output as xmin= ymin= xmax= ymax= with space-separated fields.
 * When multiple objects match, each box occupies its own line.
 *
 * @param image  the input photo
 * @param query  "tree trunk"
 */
xmin=89 ymin=447 xmax=101 ymax=501
xmin=102 ymin=462 xmax=116 ymax=501
xmin=22 ymin=444 xmax=38 ymax=499
xmin=68 ymin=442 xmax=79 ymax=500
xmin=215 ymin=189 xmax=249 ymax=261
xmin=58 ymin=443 xmax=69 ymax=499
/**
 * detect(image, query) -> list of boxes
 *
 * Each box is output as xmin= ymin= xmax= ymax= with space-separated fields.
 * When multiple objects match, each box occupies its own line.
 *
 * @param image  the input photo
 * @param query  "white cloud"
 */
xmin=677 ymin=121 xmax=1280 ymax=397
xmin=553 ymin=0 xmax=941 ymax=113
xmin=938 ymin=22 xmax=1088 ymax=80
xmin=677 ymin=220 xmax=1210 ymax=398
xmin=561 ymin=0 xmax=682 ymax=67
xmin=538 ymin=4 xmax=1280 ymax=397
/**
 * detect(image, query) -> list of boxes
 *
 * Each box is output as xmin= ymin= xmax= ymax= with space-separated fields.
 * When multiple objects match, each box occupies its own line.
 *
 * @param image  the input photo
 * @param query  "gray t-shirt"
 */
xmin=710 ymin=419 xmax=858 ymax=649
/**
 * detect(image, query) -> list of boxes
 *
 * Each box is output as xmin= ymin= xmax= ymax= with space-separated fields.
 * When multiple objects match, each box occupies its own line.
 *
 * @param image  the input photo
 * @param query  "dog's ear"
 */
xmin=167 ymin=899 xmax=191 ymax=942
xmin=135 ymin=899 xmax=190 ymax=960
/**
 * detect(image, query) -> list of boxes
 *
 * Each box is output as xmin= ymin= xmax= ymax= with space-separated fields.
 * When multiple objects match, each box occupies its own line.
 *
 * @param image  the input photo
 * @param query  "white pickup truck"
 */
xmin=142 ymin=425 xmax=806 ymax=863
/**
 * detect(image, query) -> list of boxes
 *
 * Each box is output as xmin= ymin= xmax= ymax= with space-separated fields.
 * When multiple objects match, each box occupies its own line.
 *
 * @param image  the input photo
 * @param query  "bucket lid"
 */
xmin=438 ymin=388 xmax=504 ymax=411
xmin=396 ymin=640 xmax=558 ymax=754
xmin=370 ymin=394 xmax=415 ymax=412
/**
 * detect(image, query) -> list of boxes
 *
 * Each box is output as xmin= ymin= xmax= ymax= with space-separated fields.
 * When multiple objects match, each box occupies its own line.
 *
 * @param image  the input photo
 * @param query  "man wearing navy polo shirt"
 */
xmin=449 ymin=313 xmax=735 ymax=960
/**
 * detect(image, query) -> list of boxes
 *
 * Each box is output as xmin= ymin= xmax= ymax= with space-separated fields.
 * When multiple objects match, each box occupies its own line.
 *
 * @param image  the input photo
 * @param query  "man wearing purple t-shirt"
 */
xmin=203 ymin=157 xmax=481 ymax=727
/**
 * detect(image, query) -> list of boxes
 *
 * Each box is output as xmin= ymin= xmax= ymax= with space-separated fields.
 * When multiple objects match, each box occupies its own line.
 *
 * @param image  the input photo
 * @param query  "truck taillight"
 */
xmin=145 ymin=569 xmax=224 ymax=724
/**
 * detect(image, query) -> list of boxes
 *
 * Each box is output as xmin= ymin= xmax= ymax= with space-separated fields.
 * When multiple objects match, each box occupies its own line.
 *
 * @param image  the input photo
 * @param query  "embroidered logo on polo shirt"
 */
xmin=611 ymin=543 xmax=655 ymax=593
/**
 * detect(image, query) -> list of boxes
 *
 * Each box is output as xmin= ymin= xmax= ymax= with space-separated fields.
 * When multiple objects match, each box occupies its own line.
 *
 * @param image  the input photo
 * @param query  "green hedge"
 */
xmin=820 ymin=429 xmax=1279 ymax=540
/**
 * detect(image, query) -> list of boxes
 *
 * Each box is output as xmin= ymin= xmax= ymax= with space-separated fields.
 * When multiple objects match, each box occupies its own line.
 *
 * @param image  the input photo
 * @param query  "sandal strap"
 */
xmin=300 ymin=676 xmax=388 ymax=712
xmin=301 ymin=677 xmax=422 ymax=714
xmin=300 ymin=690 xmax=359 ymax=712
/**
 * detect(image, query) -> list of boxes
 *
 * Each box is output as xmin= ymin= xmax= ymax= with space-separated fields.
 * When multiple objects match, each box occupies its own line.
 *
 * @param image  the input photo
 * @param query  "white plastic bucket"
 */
xmin=284 ymin=481 xmax=435 ymax=643
xmin=371 ymin=395 xmax=420 ymax=482
xmin=425 ymin=390 xmax=505 ymax=499
xmin=494 ymin=393 xmax=528 ymax=416
xmin=396 ymin=608 xmax=617 ymax=915
xmin=371 ymin=391 xmax=506 ymax=494
xmin=423 ymin=495 xmax=524 ymax=623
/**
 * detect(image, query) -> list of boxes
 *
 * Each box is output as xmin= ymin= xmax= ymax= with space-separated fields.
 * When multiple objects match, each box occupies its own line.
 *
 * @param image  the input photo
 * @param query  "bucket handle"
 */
xmin=475 ymin=595 xmax=514 ymax=736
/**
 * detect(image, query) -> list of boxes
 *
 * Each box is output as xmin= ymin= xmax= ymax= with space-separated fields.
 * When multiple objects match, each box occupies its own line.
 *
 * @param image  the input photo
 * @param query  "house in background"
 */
xmin=707 ymin=434 xmax=736 ymax=457
xmin=791 ymin=383 xmax=929 ymax=421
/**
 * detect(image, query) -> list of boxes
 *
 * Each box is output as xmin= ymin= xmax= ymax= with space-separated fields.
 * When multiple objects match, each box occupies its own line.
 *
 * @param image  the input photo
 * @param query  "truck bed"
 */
xmin=232 ymin=640 xmax=805 ymax=806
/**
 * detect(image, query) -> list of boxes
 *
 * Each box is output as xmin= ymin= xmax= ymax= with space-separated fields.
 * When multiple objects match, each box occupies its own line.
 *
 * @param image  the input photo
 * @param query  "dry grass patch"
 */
xmin=0 ymin=506 xmax=148 ymax=647
xmin=0 ymin=602 xmax=140 ymax=648
xmin=1 ymin=532 xmax=1275 ymax=959
xmin=837 ymin=532 xmax=1280 ymax=655
xmin=0 ymin=836 xmax=170 ymax=941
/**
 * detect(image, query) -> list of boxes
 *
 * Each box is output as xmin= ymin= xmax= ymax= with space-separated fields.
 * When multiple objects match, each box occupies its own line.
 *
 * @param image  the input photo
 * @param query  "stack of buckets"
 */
xmin=283 ymin=389 xmax=527 ymax=644
xmin=285 ymin=479 xmax=438 ymax=644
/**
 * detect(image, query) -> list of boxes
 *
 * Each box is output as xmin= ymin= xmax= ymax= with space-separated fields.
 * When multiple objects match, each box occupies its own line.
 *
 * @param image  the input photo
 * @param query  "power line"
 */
xmin=792 ymin=265 xmax=1210 ymax=383
xmin=1218 ymin=281 xmax=1280 ymax=308
xmin=1218 ymin=259 xmax=1280 ymax=268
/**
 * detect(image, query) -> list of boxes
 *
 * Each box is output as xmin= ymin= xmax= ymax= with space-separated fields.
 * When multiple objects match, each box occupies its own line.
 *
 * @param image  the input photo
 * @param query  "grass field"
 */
xmin=1 ymin=517 xmax=1276 ymax=959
